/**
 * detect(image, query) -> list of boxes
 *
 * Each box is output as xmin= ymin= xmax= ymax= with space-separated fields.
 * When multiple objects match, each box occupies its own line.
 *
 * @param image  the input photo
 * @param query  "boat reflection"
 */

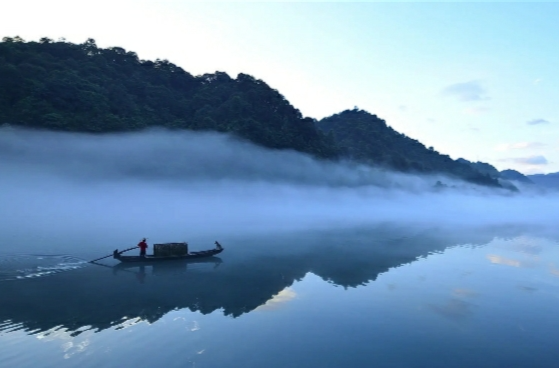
xmin=89 ymin=257 xmax=223 ymax=283
xmin=110 ymin=256 xmax=222 ymax=274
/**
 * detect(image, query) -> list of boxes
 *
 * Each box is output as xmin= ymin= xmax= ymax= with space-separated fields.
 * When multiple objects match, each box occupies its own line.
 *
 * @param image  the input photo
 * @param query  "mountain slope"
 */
xmin=500 ymin=169 xmax=533 ymax=184
xmin=317 ymin=109 xmax=501 ymax=187
xmin=0 ymin=37 xmax=338 ymax=158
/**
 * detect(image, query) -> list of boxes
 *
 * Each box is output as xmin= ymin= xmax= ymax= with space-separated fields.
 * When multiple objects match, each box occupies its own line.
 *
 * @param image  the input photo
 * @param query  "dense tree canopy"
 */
xmin=0 ymin=37 xmax=337 ymax=158
xmin=317 ymin=109 xmax=502 ymax=187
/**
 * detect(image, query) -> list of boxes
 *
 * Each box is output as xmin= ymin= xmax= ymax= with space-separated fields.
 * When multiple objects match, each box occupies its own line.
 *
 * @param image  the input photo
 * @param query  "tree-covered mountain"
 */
xmin=0 ymin=37 xmax=338 ymax=159
xmin=317 ymin=110 xmax=501 ymax=187
xmin=499 ymin=169 xmax=533 ymax=184
xmin=1 ymin=37 xmax=504 ymax=188
xmin=456 ymin=158 xmax=533 ymax=188
xmin=456 ymin=159 xmax=500 ymax=178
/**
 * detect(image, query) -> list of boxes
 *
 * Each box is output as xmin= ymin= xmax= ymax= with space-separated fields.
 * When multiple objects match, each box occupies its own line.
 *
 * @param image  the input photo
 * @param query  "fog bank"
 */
xmin=1 ymin=127 xmax=558 ymax=254
xmin=0 ymin=127 xmax=497 ymax=191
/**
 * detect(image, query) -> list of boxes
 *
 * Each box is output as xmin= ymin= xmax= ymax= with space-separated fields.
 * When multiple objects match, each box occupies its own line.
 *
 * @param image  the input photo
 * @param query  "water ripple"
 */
xmin=0 ymin=254 xmax=88 ymax=281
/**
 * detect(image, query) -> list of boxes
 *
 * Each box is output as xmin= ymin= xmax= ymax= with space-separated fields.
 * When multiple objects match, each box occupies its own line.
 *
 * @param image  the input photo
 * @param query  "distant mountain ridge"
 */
xmin=500 ymin=169 xmax=533 ymax=184
xmin=528 ymin=172 xmax=559 ymax=188
xmin=0 ymin=37 xmax=511 ymax=188
xmin=456 ymin=159 xmax=533 ymax=188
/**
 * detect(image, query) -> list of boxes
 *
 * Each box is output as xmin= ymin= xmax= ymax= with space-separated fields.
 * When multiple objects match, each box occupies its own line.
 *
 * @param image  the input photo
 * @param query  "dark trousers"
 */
xmin=140 ymin=249 xmax=146 ymax=257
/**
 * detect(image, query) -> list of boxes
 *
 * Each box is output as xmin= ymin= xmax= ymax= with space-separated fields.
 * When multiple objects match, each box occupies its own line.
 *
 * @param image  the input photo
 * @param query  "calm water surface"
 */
xmin=1 ymin=226 xmax=559 ymax=368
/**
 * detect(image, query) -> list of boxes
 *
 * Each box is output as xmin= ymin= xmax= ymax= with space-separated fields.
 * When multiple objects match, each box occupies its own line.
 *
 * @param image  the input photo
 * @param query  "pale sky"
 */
xmin=2 ymin=1 xmax=558 ymax=174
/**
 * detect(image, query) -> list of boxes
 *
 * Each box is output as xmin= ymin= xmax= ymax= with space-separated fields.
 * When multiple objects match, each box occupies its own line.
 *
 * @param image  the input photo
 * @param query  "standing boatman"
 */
xmin=138 ymin=238 xmax=148 ymax=257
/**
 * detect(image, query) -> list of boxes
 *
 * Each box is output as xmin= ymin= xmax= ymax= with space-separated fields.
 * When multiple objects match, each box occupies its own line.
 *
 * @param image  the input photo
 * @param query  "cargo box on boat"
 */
xmin=153 ymin=242 xmax=188 ymax=257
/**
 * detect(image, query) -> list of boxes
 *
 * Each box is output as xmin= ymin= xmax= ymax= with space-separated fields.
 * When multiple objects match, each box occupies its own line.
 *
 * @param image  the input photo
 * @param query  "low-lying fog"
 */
xmin=1 ymin=127 xmax=558 ymax=255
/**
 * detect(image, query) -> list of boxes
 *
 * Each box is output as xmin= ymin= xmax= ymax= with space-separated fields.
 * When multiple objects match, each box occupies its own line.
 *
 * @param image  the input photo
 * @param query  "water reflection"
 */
xmin=0 ymin=224 xmax=542 ymax=336
xmin=429 ymin=298 xmax=475 ymax=321
xmin=256 ymin=288 xmax=297 ymax=311
xmin=487 ymin=254 xmax=522 ymax=267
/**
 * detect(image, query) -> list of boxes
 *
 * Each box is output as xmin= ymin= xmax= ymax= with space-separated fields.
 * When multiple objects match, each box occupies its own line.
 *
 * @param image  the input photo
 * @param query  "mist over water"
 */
xmin=1 ymin=126 xmax=559 ymax=256
xmin=0 ymin=127 xmax=458 ymax=188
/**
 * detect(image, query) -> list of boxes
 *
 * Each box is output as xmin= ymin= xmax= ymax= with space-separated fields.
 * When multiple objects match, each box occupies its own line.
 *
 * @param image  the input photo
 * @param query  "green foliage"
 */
xmin=457 ymin=158 xmax=500 ymax=179
xmin=500 ymin=169 xmax=533 ymax=184
xmin=0 ymin=38 xmax=337 ymax=159
xmin=317 ymin=109 xmax=502 ymax=187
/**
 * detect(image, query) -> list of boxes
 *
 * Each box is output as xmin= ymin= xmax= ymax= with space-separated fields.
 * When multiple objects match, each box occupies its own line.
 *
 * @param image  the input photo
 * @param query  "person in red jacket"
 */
xmin=138 ymin=238 xmax=148 ymax=257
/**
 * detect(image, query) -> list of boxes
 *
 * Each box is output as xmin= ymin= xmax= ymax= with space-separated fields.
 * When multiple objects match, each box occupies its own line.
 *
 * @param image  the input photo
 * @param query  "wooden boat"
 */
xmin=113 ymin=241 xmax=224 ymax=263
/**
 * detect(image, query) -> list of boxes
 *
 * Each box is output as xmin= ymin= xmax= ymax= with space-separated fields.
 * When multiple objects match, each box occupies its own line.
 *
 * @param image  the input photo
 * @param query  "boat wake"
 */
xmin=0 ymin=254 xmax=88 ymax=281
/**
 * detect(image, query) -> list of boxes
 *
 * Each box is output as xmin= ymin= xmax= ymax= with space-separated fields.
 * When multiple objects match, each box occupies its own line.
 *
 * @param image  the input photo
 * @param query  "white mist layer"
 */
xmin=1 ymin=127 xmax=558 ymax=250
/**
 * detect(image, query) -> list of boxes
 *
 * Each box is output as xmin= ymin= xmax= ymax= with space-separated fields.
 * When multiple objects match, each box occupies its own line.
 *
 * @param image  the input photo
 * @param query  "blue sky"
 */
xmin=2 ymin=1 xmax=558 ymax=174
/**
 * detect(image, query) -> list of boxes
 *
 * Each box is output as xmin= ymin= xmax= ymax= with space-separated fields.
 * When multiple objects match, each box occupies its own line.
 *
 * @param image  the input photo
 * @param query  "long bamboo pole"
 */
xmin=89 ymin=246 xmax=138 ymax=263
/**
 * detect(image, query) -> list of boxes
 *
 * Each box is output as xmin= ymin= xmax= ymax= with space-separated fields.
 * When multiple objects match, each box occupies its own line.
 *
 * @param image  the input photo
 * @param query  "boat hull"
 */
xmin=114 ymin=248 xmax=223 ymax=263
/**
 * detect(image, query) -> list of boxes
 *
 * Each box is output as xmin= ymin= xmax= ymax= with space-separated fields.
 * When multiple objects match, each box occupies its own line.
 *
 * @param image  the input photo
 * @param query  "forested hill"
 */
xmin=0 ymin=37 xmax=338 ymax=159
xmin=317 ymin=110 xmax=500 ymax=187
xmin=456 ymin=159 xmax=532 ymax=185
xmin=0 ymin=37 xmax=502 ymax=187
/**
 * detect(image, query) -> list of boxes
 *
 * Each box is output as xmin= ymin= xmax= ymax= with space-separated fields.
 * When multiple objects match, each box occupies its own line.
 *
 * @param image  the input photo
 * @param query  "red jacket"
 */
xmin=138 ymin=241 xmax=148 ymax=250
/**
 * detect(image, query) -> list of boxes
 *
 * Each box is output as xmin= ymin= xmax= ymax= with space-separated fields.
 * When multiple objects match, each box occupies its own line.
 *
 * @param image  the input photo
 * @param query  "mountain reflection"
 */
xmin=0 ymin=224 xmax=526 ymax=334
